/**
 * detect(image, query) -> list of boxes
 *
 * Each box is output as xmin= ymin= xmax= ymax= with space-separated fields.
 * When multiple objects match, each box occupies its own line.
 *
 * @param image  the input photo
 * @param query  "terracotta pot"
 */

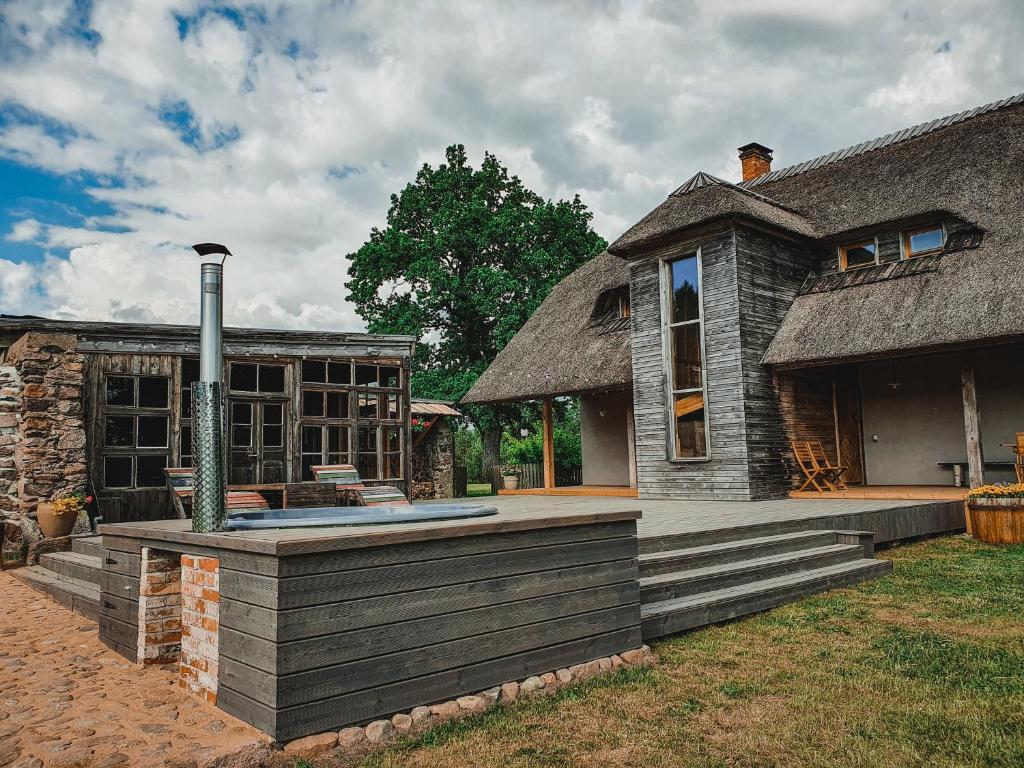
xmin=35 ymin=503 xmax=78 ymax=539
xmin=966 ymin=497 xmax=1024 ymax=545
xmin=503 ymin=476 xmax=520 ymax=491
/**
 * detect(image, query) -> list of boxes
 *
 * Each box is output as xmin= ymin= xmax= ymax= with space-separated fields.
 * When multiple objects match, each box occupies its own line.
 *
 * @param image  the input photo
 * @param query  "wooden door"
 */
xmin=229 ymin=399 xmax=288 ymax=484
xmin=834 ymin=380 xmax=865 ymax=485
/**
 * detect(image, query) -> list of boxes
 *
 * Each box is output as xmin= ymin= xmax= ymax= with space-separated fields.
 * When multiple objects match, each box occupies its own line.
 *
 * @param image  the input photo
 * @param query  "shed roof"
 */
xmin=461 ymin=252 xmax=632 ymax=404
xmin=410 ymin=399 xmax=462 ymax=417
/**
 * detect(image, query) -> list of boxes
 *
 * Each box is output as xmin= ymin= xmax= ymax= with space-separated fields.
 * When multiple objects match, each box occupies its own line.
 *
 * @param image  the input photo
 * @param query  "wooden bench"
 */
xmin=163 ymin=468 xmax=271 ymax=519
xmin=792 ymin=440 xmax=847 ymax=493
xmin=311 ymin=464 xmax=410 ymax=507
xmin=936 ymin=461 xmax=1016 ymax=487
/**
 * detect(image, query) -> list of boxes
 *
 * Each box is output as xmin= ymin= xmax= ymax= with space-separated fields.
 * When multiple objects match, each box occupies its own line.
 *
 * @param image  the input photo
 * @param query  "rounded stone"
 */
xmin=337 ymin=727 xmax=366 ymax=749
xmin=391 ymin=713 xmax=413 ymax=732
xmin=520 ymin=676 xmax=545 ymax=694
xmin=555 ymin=668 xmax=574 ymax=685
xmin=457 ymin=695 xmax=488 ymax=713
xmin=598 ymin=657 xmax=613 ymax=672
xmin=620 ymin=648 xmax=645 ymax=665
xmin=540 ymin=672 xmax=558 ymax=687
xmin=610 ymin=655 xmax=625 ymax=668
xmin=283 ymin=732 xmax=338 ymax=757
xmin=430 ymin=701 xmax=461 ymax=719
xmin=410 ymin=706 xmax=432 ymax=724
xmin=365 ymin=719 xmax=395 ymax=744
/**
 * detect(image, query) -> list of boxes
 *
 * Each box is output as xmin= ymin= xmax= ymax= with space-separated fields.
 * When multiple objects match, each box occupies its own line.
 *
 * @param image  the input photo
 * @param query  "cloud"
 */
xmin=0 ymin=0 xmax=1022 ymax=331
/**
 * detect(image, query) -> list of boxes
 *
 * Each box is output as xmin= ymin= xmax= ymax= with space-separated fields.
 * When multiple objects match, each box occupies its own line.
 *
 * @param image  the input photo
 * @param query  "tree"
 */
xmin=346 ymin=144 xmax=606 ymax=471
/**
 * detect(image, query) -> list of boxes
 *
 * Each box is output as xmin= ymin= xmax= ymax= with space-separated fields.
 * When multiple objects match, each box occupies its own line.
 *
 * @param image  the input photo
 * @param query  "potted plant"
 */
xmin=966 ymin=483 xmax=1024 ymax=544
xmin=502 ymin=466 xmax=521 ymax=491
xmin=36 ymin=492 xmax=90 ymax=539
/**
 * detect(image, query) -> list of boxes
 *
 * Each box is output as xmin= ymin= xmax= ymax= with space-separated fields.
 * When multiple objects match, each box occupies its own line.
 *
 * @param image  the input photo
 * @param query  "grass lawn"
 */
xmin=335 ymin=535 xmax=1024 ymax=768
xmin=466 ymin=482 xmax=495 ymax=497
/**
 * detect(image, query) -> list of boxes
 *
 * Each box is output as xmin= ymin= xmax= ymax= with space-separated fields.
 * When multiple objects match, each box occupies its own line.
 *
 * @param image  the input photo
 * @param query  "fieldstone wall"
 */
xmin=4 ymin=333 xmax=88 ymax=556
xmin=0 ymin=365 xmax=22 ymax=566
xmin=410 ymin=418 xmax=455 ymax=500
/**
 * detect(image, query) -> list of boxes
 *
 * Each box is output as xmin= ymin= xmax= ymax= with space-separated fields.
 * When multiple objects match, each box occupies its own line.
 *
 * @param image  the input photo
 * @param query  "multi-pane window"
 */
xmin=300 ymin=359 xmax=355 ymax=480
xmin=664 ymin=253 xmax=708 ymax=460
xmin=179 ymin=358 xmax=199 ymax=467
xmin=101 ymin=374 xmax=171 ymax=488
xmin=229 ymin=362 xmax=286 ymax=393
xmin=355 ymin=363 xmax=403 ymax=481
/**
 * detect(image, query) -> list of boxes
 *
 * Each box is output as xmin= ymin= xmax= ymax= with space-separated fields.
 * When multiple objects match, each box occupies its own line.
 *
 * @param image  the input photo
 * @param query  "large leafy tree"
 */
xmin=346 ymin=144 xmax=606 ymax=469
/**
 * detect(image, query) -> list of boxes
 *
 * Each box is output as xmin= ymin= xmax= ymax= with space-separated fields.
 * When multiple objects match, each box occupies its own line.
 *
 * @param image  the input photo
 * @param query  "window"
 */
xmin=229 ymin=363 xmax=286 ymax=393
xmin=664 ymin=253 xmax=708 ymax=460
xmin=300 ymin=358 xmax=360 ymax=480
xmin=902 ymin=225 xmax=944 ymax=258
xmin=101 ymin=374 xmax=171 ymax=488
xmin=838 ymin=239 xmax=878 ymax=271
xmin=179 ymin=358 xmax=199 ymax=466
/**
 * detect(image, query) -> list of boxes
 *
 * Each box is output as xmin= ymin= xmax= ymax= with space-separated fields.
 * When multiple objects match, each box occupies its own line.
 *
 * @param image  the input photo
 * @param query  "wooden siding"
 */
xmin=733 ymin=226 xmax=814 ymax=499
xmin=214 ymin=520 xmax=642 ymax=741
xmin=97 ymin=535 xmax=142 ymax=661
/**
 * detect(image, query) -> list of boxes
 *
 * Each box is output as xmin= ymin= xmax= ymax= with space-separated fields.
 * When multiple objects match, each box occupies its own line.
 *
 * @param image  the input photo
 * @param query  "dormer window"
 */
xmin=902 ymin=225 xmax=945 ymax=258
xmin=838 ymin=239 xmax=878 ymax=271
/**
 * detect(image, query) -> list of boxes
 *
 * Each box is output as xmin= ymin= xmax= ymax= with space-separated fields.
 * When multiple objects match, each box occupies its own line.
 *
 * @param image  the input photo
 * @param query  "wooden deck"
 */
xmin=790 ymin=485 xmax=968 ymax=501
xmin=499 ymin=485 xmax=638 ymax=498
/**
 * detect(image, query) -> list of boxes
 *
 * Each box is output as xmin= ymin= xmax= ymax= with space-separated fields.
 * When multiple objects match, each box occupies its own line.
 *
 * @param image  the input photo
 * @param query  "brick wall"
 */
xmin=180 ymin=555 xmax=220 ymax=704
xmin=137 ymin=548 xmax=182 ymax=665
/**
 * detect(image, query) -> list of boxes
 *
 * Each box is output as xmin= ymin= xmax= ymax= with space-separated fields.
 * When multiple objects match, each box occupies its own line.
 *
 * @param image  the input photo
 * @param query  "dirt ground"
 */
xmin=0 ymin=571 xmax=269 ymax=768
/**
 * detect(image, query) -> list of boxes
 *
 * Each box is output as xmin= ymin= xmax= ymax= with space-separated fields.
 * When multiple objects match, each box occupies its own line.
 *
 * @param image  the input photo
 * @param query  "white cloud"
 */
xmin=0 ymin=0 xmax=1022 ymax=330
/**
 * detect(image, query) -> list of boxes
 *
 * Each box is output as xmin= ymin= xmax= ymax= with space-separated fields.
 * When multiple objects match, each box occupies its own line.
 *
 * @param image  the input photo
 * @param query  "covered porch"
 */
xmin=775 ymin=344 xmax=1024 ymax=495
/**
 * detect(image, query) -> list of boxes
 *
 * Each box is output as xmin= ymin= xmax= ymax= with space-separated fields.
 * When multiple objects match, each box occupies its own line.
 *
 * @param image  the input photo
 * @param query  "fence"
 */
xmin=486 ymin=463 xmax=583 ymax=491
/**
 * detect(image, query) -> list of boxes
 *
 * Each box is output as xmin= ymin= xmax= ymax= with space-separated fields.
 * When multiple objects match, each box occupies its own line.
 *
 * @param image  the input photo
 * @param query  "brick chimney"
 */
xmin=738 ymin=143 xmax=773 ymax=182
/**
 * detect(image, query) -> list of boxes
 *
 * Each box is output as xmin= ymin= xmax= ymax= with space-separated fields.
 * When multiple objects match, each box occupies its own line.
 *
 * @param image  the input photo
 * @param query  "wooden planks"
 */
xmin=97 ymin=542 xmax=141 ymax=662
xmin=215 ymin=518 xmax=642 ymax=741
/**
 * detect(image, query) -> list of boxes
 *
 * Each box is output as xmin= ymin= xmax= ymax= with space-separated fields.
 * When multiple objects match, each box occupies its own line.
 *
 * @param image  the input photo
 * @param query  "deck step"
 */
xmin=638 ymin=518 xmax=830 ymax=555
xmin=71 ymin=535 xmax=104 ymax=559
xmin=641 ymin=558 xmax=892 ymax=639
xmin=640 ymin=543 xmax=864 ymax=603
xmin=38 ymin=551 xmax=102 ymax=587
xmin=638 ymin=530 xmax=837 ymax=577
xmin=11 ymin=566 xmax=101 ymax=622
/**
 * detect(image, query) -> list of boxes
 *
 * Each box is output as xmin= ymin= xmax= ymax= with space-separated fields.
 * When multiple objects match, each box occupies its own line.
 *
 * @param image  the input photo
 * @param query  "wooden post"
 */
xmin=542 ymin=398 xmax=555 ymax=489
xmin=626 ymin=404 xmax=638 ymax=489
xmin=960 ymin=352 xmax=985 ymax=488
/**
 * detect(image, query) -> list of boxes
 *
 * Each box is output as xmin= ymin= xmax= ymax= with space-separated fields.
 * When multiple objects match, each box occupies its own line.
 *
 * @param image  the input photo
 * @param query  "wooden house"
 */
xmin=0 ymin=317 xmax=414 ymax=534
xmin=464 ymin=93 xmax=1024 ymax=499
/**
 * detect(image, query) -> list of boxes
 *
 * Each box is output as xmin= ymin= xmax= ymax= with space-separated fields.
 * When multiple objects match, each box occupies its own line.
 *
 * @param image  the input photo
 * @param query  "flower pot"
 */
xmin=966 ymin=497 xmax=1024 ymax=544
xmin=35 ymin=503 xmax=78 ymax=539
xmin=503 ymin=476 xmax=520 ymax=491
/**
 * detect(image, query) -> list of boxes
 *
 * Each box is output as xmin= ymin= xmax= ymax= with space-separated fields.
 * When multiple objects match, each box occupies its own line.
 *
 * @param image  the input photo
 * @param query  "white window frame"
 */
xmin=900 ymin=223 xmax=946 ymax=260
xmin=660 ymin=248 xmax=711 ymax=462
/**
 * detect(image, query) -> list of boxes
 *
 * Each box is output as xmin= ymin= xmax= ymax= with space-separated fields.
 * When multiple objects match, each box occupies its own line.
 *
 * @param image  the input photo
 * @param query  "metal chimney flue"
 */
xmin=190 ymin=244 xmax=231 ymax=533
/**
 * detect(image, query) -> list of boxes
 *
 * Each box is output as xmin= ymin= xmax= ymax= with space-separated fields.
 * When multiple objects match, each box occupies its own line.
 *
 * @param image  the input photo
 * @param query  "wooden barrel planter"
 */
xmin=966 ymin=497 xmax=1024 ymax=545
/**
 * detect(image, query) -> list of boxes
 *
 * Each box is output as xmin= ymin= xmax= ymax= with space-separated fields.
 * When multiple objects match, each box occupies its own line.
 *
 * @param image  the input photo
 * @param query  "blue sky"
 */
xmin=1 ymin=0 xmax=1022 ymax=328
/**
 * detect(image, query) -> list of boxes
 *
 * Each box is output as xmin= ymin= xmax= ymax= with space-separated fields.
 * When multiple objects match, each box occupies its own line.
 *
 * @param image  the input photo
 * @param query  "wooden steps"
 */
xmin=638 ymin=525 xmax=891 ymax=639
xmin=10 ymin=534 xmax=103 ymax=622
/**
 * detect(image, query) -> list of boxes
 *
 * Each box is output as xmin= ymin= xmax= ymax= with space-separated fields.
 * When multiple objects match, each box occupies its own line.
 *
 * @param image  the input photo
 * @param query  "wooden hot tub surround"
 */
xmin=97 ymin=506 xmax=643 ymax=742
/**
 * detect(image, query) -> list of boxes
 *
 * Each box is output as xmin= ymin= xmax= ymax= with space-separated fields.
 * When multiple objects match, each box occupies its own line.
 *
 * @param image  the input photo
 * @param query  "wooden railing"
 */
xmin=487 ymin=463 xmax=583 ymax=491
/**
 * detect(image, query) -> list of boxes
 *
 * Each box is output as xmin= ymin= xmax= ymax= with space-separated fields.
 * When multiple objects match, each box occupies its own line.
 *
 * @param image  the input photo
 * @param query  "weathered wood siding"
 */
xmin=733 ymin=226 xmax=814 ymax=499
xmin=215 ymin=520 xmax=642 ymax=741
xmin=629 ymin=224 xmax=812 ymax=500
xmin=97 ymin=535 xmax=142 ymax=661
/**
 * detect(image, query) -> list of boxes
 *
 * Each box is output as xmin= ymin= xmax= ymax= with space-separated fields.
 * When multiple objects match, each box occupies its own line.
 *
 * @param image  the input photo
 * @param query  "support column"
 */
xmin=542 ymin=398 xmax=555 ymax=489
xmin=960 ymin=352 xmax=985 ymax=488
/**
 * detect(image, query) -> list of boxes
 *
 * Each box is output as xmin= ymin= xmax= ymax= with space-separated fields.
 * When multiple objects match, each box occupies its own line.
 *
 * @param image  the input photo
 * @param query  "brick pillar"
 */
xmin=180 ymin=555 xmax=220 ymax=704
xmin=137 ymin=548 xmax=183 ymax=665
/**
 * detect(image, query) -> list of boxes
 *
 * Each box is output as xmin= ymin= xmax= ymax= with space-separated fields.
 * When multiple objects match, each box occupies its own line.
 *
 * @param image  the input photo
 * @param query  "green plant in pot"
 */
xmin=502 ymin=466 xmax=521 ymax=491
xmin=35 ymin=492 xmax=90 ymax=539
xmin=966 ymin=483 xmax=1024 ymax=545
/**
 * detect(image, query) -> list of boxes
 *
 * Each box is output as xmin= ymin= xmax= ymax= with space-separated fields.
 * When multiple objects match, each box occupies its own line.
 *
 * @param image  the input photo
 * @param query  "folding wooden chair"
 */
xmin=791 ymin=441 xmax=846 ymax=492
xmin=311 ymin=464 xmax=411 ymax=507
xmin=163 ymin=467 xmax=270 ymax=519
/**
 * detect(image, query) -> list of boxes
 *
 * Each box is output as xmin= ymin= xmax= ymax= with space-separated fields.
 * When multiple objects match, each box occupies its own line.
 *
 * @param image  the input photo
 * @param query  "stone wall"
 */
xmin=137 ymin=548 xmax=183 ymax=665
xmin=0 ymin=366 xmax=22 ymax=565
xmin=3 ymin=333 xmax=88 ymax=557
xmin=410 ymin=418 xmax=455 ymax=500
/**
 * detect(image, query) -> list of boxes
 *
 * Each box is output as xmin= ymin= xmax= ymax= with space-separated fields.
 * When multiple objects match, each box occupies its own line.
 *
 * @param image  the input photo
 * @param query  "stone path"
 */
xmin=0 ymin=571 xmax=270 ymax=768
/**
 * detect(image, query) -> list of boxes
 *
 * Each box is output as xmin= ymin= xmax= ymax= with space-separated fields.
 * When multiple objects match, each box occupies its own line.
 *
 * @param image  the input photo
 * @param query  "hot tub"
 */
xmin=223 ymin=503 xmax=498 ymax=530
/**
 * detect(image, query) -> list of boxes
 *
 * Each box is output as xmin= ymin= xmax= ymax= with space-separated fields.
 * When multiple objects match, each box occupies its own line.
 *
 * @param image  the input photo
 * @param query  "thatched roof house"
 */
xmin=466 ymin=93 xmax=1024 ymax=500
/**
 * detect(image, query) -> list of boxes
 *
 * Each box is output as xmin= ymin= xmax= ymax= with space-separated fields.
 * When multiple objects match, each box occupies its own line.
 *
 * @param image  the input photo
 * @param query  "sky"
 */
xmin=1 ymin=0 xmax=1022 ymax=331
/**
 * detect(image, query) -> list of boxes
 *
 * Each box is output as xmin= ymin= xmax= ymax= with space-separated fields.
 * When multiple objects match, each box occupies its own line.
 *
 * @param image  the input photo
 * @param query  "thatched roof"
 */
xmin=461 ymin=252 xmax=631 ymax=404
xmin=609 ymin=92 xmax=1024 ymax=367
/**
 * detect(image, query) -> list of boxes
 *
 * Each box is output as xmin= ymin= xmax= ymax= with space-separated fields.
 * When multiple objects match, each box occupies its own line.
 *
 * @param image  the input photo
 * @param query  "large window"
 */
xmin=664 ymin=253 xmax=708 ymax=460
xmin=300 ymin=359 xmax=355 ymax=480
xmin=101 ymin=374 xmax=171 ymax=488
xmin=355 ymin=363 xmax=403 ymax=481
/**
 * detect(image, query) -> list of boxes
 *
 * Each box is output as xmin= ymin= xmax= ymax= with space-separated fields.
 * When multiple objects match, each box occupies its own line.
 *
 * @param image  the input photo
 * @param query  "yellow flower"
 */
xmin=968 ymin=482 xmax=1024 ymax=500
xmin=50 ymin=496 xmax=83 ymax=517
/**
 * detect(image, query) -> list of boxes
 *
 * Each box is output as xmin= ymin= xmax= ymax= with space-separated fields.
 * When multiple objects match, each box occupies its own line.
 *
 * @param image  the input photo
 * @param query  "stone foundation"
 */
xmin=180 ymin=554 xmax=220 ymax=704
xmin=410 ymin=418 xmax=455 ymax=500
xmin=0 ymin=365 xmax=23 ymax=565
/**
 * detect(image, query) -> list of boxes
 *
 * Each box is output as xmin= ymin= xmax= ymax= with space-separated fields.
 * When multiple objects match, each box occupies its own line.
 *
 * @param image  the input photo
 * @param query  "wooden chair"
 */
xmin=791 ymin=441 xmax=847 ymax=492
xmin=283 ymin=482 xmax=337 ymax=509
xmin=163 ymin=467 xmax=270 ymax=519
xmin=1015 ymin=432 xmax=1024 ymax=483
xmin=311 ymin=464 xmax=411 ymax=507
